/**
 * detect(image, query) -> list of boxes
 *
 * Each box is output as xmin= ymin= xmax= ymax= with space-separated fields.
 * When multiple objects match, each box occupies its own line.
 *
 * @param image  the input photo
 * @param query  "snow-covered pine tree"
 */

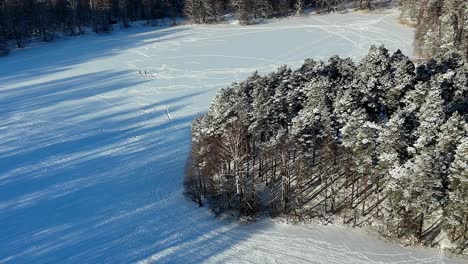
xmin=291 ymin=74 xmax=331 ymax=214
xmin=184 ymin=0 xmax=223 ymax=23
xmin=435 ymin=113 xmax=466 ymax=189
xmin=444 ymin=137 xmax=468 ymax=253
xmin=91 ymin=0 xmax=112 ymax=33
xmin=316 ymin=0 xmax=345 ymax=13
xmin=231 ymin=0 xmax=253 ymax=24
xmin=439 ymin=0 xmax=468 ymax=60
xmin=67 ymin=0 xmax=85 ymax=35
xmin=354 ymin=45 xmax=394 ymax=121
xmin=118 ymin=0 xmax=130 ymax=27
xmin=388 ymin=50 xmax=416 ymax=111
xmin=0 ymin=34 xmax=8 ymax=56
xmin=378 ymin=106 xmax=418 ymax=234
xmin=391 ymin=88 xmax=446 ymax=243
xmin=355 ymin=0 xmax=372 ymax=10
xmin=252 ymin=0 xmax=272 ymax=19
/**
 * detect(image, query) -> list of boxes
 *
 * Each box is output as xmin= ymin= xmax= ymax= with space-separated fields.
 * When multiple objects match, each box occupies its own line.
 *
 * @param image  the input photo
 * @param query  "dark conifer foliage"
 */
xmin=0 ymin=0 xmax=185 ymax=50
xmin=186 ymin=46 xmax=468 ymax=253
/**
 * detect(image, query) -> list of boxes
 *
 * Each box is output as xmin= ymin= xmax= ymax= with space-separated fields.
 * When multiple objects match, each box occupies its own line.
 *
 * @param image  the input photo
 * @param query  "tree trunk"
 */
xmin=418 ymin=213 xmax=424 ymax=243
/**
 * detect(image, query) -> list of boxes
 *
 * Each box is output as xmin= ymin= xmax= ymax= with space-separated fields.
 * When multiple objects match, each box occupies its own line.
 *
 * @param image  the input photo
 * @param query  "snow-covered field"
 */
xmin=1 ymin=10 xmax=466 ymax=263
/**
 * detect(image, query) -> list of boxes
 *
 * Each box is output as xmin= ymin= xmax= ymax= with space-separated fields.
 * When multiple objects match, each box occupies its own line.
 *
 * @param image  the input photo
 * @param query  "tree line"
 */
xmin=185 ymin=46 xmax=468 ymax=253
xmin=184 ymin=0 xmax=381 ymax=24
xmin=400 ymin=0 xmax=468 ymax=62
xmin=0 ymin=0 xmax=385 ymax=55
xmin=0 ymin=0 xmax=184 ymax=53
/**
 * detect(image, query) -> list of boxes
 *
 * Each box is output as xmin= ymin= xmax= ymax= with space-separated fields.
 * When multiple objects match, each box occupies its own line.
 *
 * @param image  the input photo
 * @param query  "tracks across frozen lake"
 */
xmin=0 ymin=9 xmax=466 ymax=263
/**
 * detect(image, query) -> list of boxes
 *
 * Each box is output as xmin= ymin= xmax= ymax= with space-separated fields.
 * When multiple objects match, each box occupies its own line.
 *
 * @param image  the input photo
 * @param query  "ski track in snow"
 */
xmin=1 ymin=10 xmax=466 ymax=264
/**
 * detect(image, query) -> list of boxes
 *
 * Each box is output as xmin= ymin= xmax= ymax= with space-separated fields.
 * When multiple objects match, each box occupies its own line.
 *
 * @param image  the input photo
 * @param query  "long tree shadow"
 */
xmin=0 ymin=70 xmax=147 ymax=115
xmin=0 ymin=66 xmax=258 ymax=263
xmin=0 ymin=26 xmax=191 ymax=86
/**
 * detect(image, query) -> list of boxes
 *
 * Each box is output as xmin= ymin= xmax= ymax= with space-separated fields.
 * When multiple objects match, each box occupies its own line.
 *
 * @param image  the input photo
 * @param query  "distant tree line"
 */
xmin=184 ymin=0 xmax=383 ymax=24
xmin=185 ymin=46 xmax=468 ymax=253
xmin=399 ymin=0 xmax=468 ymax=62
xmin=0 ymin=0 xmax=184 ymax=53
xmin=0 ymin=0 xmax=385 ymax=55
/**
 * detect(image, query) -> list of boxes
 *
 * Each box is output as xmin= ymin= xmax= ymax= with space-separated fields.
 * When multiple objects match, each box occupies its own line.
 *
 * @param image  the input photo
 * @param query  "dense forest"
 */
xmin=185 ymin=46 xmax=468 ymax=253
xmin=400 ymin=0 xmax=468 ymax=62
xmin=0 ymin=0 xmax=185 ymax=53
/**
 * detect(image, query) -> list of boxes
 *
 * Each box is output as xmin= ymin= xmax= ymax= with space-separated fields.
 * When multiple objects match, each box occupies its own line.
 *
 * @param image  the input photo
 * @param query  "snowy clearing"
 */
xmin=0 ymin=10 xmax=466 ymax=263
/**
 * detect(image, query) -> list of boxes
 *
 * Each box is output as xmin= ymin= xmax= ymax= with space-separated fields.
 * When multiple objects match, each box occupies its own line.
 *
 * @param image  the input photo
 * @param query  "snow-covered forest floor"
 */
xmin=1 ymin=9 xmax=466 ymax=263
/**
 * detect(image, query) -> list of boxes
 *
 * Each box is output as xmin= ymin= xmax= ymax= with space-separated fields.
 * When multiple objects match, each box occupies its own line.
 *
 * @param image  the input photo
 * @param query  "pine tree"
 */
xmin=391 ymin=88 xmax=447 ymax=243
xmin=435 ymin=113 xmax=466 ymax=182
xmin=389 ymin=50 xmax=416 ymax=111
xmin=354 ymin=45 xmax=393 ymax=120
xmin=92 ymin=0 xmax=112 ymax=33
xmin=118 ymin=0 xmax=130 ymax=27
xmin=378 ymin=106 xmax=418 ymax=233
xmin=184 ymin=0 xmax=223 ymax=23
xmin=67 ymin=0 xmax=84 ymax=35
xmin=252 ymin=0 xmax=271 ymax=19
xmin=232 ymin=0 xmax=253 ymax=24
xmin=414 ymin=89 xmax=445 ymax=149
xmin=316 ymin=0 xmax=345 ymax=13
xmin=445 ymin=137 xmax=468 ymax=253
xmin=355 ymin=0 xmax=371 ymax=10
xmin=0 ymin=33 xmax=8 ymax=55
xmin=440 ymin=0 xmax=468 ymax=60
